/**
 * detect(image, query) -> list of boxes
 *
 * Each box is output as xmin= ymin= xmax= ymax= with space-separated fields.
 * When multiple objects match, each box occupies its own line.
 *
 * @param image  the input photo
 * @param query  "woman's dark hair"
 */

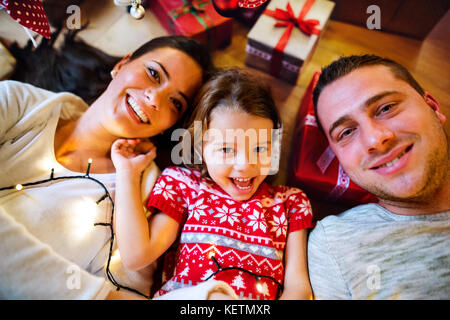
xmin=9 ymin=26 xmax=121 ymax=105
xmin=129 ymin=35 xmax=215 ymax=82
xmin=312 ymin=54 xmax=425 ymax=133
xmin=183 ymin=67 xmax=282 ymax=176
xmin=9 ymin=28 xmax=215 ymax=104
xmin=9 ymin=28 xmax=216 ymax=170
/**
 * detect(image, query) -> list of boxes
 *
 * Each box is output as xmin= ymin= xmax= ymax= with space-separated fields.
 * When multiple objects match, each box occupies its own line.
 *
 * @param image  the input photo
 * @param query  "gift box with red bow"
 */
xmin=149 ymin=0 xmax=233 ymax=49
xmin=245 ymin=0 xmax=334 ymax=84
xmin=289 ymin=72 xmax=378 ymax=206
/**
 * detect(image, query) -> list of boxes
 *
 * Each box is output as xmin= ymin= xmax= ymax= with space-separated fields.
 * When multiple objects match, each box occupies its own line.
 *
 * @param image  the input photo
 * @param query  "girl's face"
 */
xmin=203 ymin=108 xmax=275 ymax=201
xmin=98 ymin=47 xmax=203 ymax=138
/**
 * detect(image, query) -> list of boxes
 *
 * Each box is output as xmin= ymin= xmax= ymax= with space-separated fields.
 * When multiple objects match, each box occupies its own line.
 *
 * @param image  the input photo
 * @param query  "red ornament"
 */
xmin=1 ymin=0 xmax=51 ymax=39
xmin=212 ymin=0 xmax=268 ymax=18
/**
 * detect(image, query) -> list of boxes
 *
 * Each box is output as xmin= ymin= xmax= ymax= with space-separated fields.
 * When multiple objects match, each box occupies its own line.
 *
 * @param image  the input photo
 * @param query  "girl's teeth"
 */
xmin=127 ymin=96 xmax=149 ymax=123
xmin=232 ymin=178 xmax=252 ymax=190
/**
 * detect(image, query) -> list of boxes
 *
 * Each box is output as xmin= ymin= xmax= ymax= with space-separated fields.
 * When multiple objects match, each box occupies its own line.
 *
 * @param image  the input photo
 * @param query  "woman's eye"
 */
xmin=171 ymin=98 xmax=183 ymax=113
xmin=147 ymin=67 xmax=160 ymax=83
xmin=254 ymin=146 xmax=267 ymax=153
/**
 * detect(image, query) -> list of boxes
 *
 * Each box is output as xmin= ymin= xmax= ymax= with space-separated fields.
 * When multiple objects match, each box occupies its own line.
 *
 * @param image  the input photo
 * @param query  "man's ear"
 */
xmin=111 ymin=53 xmax=132 ymax=76
xmin=424 ymin=92 xmax=446 ymax=124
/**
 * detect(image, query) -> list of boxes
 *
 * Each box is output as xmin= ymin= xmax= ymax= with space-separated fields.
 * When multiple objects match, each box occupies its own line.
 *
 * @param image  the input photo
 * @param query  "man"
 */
xmin=307 ymin=55 xmax=450 ymax=299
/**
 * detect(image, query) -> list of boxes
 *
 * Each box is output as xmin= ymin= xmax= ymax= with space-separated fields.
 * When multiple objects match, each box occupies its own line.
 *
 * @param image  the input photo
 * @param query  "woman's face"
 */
xmin=99 ymin=47 xmax=203 ymax=138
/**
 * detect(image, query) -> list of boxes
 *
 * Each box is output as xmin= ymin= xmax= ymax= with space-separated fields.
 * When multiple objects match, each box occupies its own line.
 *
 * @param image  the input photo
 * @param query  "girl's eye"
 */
xmin=147 ymin=67 xmax=160 ymax=83
xmin=254 ymin=146 xmax=267 ymax=153
xmin=221 ymin=147 xmax=234 ymax=154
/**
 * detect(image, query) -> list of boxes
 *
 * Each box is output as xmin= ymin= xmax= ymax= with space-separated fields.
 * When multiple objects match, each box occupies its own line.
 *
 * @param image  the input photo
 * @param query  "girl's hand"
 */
xmin=111 ymin=138 xmax=156 ymax=173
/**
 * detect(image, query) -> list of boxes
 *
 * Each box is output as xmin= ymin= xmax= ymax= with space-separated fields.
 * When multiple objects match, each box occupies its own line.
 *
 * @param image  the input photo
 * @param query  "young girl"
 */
xmin=112 ymin=68 xmax=314 ymax=300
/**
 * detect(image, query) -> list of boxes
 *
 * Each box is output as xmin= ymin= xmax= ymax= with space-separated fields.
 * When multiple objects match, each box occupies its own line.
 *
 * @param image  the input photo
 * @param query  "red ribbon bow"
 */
xmin=264 ymin=0 xmax=321 ymax=77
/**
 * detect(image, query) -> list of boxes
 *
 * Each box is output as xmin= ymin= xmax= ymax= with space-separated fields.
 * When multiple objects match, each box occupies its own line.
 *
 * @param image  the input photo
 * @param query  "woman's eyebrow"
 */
xmin=153 ymin=60 xmax=190 ymax=106
xmin=153 ymin=60 xmax=170 ymax=80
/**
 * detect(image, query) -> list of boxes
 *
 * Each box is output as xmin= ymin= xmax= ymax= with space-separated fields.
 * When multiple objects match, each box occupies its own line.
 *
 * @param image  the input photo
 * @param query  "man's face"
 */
xmin=316 ymin=65 xmax=448 ymax=203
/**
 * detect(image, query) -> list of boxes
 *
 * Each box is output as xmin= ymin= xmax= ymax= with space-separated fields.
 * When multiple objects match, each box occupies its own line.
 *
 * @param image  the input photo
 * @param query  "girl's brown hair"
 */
xmin=182 ymin=68 xmax=282 ymax=175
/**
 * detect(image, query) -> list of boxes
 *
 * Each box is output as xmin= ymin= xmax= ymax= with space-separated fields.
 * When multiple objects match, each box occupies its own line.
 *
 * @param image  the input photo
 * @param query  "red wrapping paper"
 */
xmin=149 ymin=0 xmax=233 ymax=49
xmin=289 ymin=72 xmax=378 ymax=206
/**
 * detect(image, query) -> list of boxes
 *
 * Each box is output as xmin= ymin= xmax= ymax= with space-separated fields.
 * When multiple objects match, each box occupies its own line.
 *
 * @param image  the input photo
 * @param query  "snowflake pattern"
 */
xmin=189 ymin=198 xmax=208 ymax=221
xmin=247 ymin=209 xmax=267 ymax=232
xmin=297 ymin=198 xmax=312 ymax=216
xmin=270 ymin=213 xmax=287 ymax=237
xmin=214 ymin=204 xmax=241 ymax=226
xmin=150 ymin=167 xmax=314 ymax=300
xmin=152 ymin=180 xmax=177 ymax=201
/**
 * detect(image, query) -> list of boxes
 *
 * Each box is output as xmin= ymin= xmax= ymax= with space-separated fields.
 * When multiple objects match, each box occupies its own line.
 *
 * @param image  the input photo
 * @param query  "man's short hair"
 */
xmin=312 ymin=54 xmax=425 ymax=133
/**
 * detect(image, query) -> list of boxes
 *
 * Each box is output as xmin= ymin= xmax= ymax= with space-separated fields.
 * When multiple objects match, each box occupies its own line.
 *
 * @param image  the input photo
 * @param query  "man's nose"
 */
xmin=362 ymin=121 xmax=395 ymax=153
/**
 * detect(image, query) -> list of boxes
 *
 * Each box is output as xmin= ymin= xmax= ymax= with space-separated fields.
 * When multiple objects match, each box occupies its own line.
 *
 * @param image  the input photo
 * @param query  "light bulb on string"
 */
xmin=85 ymin=158 xmax=93 ymax=176
xmin=15 ymin=184 xmax=23 ymax=191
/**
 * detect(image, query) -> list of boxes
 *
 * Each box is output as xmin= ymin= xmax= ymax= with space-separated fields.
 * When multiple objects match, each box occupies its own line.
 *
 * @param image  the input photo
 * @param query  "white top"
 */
xmin=0 ymin=81 xmax=160 ymax=299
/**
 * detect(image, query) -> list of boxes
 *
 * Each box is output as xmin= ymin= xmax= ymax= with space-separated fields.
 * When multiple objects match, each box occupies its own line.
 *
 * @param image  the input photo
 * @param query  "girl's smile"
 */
xmin=203 ymin=108 xmax=274 ymax=201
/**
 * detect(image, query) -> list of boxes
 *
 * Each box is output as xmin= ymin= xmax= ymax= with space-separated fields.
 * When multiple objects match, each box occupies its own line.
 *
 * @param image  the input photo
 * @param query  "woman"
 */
xmin=0 ymin=35 xmax=225 ymax=299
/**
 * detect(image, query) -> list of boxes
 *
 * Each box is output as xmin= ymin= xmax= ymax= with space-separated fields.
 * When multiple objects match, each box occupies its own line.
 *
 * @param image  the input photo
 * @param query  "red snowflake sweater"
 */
xmin=147 ymin=166 xmax=313 ymax=300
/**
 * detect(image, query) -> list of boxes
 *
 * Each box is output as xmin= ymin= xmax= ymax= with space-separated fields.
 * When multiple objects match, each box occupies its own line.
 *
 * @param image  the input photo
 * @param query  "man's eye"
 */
xmin=147 ymin=67 xmax=160 ymax=83
xmin=338 ymin=128 xmax=355 ymax=140
xmin=378 ymin=103 xmax=395 ymax=115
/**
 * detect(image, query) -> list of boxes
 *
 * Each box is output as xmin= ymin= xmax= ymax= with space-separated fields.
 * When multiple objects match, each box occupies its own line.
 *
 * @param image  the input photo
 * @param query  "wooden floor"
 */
xmin=1 ymin=1 xmax=449 ymax=216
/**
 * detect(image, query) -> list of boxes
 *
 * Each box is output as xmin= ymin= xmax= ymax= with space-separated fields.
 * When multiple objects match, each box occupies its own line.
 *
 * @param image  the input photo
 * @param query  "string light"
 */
xmin=204 ymin=255 xmax=283 ymax=299
xmin=2 ymin=158 xmax=284 ymax=300
xmin=0 ymin=158 xmax=152 ymax=299
xmin=85 ymin=158 xmax=92 ymax=176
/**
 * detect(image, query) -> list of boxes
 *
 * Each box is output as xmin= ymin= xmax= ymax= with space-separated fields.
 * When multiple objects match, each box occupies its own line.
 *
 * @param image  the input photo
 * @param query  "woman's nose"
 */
xmin=144 ymin=87 xmax=161 ymax=111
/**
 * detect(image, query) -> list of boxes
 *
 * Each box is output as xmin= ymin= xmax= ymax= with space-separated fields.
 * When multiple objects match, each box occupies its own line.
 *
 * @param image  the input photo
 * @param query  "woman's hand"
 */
xmin=111 ymin=138 xmax=156 ymax=173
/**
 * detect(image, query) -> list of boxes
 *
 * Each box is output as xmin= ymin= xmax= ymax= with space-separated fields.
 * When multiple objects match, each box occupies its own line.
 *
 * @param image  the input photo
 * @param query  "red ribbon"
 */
xmin=264 ymin=0 xmax=321 ymax=77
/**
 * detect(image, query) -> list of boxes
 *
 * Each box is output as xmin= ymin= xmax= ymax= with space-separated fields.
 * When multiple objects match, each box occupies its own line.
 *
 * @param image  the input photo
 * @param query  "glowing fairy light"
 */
xmin=72 ymin=197 xmax=97 ymax=239
xmin=111 ymin=249 xmax=121 ymax=264
xmin=15 ymin=184 xmax=23 ymax=191
xmin=85 ymin=158 xmax=93 ymax=176
xmin=256 ymin=282 xmax=264 ymax=293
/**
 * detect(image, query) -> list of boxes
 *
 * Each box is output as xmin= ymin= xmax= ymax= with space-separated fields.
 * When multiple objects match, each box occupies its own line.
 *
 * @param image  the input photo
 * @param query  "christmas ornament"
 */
xmin=130 ymin=0 xmax=145 ymax=19
xmin=212 ymin=0 xmax=269 ymax=18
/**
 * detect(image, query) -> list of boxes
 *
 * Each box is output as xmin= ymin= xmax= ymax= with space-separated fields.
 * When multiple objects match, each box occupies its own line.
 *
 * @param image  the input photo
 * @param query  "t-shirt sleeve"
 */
xmin=307 ymin=221 xmax=351 ymax=299
xmin=285 ymin=188 xmax=314 ymax=233
xmin=146 ymin=167 xmax=198 ymax=224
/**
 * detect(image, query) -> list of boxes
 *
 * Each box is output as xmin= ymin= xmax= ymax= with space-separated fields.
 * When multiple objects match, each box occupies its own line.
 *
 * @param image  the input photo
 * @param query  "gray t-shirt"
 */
xmin=308 ymin=203 xmax=450 ymax=299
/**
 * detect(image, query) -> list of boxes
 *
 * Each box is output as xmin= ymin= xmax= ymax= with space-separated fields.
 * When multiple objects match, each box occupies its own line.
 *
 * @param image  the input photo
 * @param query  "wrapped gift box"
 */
xmin=245 ymin=0 xmax=334 ymax=84
xmin=149 ymin=0 xmax=233 ymax=49
xmin=289 ymin=72 xmax=378 ymax=206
